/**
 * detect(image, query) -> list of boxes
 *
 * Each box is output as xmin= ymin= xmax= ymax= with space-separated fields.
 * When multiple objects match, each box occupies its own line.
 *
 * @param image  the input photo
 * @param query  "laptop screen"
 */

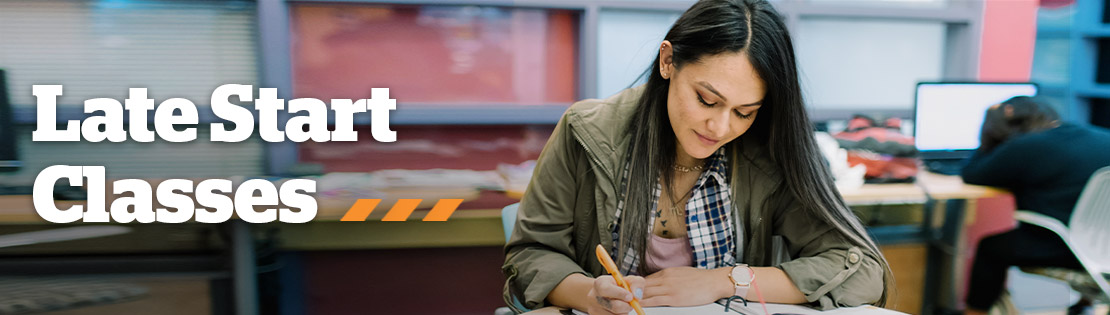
xmin=913 ymin=82 xmax=1038 ymax=157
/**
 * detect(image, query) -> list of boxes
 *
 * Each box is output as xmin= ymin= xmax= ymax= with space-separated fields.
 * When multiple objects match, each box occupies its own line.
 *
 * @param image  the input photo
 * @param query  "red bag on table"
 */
xmin=833 ymin=115 xmax=919 ymax=183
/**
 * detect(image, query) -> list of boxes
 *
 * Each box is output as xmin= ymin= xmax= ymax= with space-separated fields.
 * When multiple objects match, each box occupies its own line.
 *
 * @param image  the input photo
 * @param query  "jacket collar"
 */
xmin=564 ymin=85 xmax=643 ymax=181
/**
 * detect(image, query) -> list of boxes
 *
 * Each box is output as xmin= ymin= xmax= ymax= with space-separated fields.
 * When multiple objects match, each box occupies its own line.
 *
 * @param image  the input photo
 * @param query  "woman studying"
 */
xmin=502 ymin=0 xmax=891 ymax=313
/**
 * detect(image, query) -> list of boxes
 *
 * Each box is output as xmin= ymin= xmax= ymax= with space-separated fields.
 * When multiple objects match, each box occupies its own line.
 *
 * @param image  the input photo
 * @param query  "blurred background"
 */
xmin=0 ymin=0 xmax=1105 ymax=314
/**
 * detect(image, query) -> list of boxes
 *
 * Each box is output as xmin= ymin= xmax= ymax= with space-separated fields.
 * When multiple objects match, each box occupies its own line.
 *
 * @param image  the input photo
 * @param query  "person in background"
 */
xmin=502 ymin=0 xmax=892 ymax=314
xmin=962 ymin=96 xmax=1110 ymax=315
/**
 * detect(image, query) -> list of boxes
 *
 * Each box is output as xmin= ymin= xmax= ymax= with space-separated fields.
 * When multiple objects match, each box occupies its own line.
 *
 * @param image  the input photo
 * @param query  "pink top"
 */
xmin=644 ymin=233 xmax=695 ymax=274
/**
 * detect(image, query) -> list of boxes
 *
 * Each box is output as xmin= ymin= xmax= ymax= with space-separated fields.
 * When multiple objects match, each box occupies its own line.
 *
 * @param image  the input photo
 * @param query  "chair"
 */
xmin=1013 ymin=166 xmax=1110 ymax=305
xmin=496 ymin=203 xmax=529 ymax=314
xmin=502 ymin=203 xmax=519 ymax=242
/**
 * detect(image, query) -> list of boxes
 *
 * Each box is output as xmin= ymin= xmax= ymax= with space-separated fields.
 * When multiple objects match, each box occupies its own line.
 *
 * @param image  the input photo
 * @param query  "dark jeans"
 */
xmin=965 ymin=224 xmax=1084 ymax=311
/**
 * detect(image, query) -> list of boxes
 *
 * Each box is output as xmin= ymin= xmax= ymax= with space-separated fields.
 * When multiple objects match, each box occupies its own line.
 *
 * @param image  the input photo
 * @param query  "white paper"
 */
xmin=569 ymin=302 xmax=908 ymax=315
xmin=571 ymin=304 xmax=725 ymax=315
xmin=728 ymin=302 xmax=908 ymax=315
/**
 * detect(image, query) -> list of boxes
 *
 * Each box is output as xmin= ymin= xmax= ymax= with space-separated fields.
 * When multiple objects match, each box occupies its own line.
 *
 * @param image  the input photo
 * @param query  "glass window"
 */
xmin=0 ymin=0 xmax=258 ymax=107
xmin=1031 ymin=38 xmax=1070 ymax=86
xmin=597 ymin=10 xmax=680 ymax=98
xmin=0 ymin=0 xmax=263 ymax=182
xmin=795 ymin=18 xmax=945 ymax=110
xmin=290 ymin=4 xmax=579 ymax=105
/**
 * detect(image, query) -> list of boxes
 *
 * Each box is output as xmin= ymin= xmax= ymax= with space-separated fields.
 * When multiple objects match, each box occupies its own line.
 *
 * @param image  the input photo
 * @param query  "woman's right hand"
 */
xmin=585 ymin=275 xmax=645 ymax=315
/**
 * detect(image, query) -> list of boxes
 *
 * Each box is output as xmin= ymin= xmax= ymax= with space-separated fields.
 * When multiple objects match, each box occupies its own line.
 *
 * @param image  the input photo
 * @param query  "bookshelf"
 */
xmin=1070 ymin=0 xmax=1110 ymax=127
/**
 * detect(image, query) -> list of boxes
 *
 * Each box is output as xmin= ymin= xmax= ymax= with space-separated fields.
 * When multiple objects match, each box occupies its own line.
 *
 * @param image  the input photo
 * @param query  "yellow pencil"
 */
xmin=595 ymin=244 xmax=646 ymax=315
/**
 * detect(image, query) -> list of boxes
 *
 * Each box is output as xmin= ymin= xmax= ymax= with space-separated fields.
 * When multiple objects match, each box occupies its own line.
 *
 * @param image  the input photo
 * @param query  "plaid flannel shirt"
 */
xmin=612 ymin=147 xmax=736 ymax=275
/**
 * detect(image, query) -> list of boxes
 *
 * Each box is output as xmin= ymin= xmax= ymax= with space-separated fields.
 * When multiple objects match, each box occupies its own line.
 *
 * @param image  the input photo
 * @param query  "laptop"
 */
xmin=913 ymin=82 xmax=1038 ymax=175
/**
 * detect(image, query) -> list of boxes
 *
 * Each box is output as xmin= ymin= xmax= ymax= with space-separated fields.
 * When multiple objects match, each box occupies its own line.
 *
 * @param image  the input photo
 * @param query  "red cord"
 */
xmin=750 ymin=268 xmax=771 ymax=315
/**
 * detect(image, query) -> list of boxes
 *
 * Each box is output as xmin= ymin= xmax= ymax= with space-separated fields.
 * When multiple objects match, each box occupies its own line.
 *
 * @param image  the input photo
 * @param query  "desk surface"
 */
xmin=840 ymin=172 xmax=1003 ymax=205
xmin=0 ymin=173 xmax=1005 ymax=250
xmin=0 ymin=173 xmax=998 ymax=223
xmin=505 ymin=172 xmax=1003 ymax=206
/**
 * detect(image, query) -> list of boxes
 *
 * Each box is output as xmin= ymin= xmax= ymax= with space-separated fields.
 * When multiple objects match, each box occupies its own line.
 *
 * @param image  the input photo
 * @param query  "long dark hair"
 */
xmin=618 ymin=0 xmax=892 ymax=305
xmin=979 ymin=96 xmax=1060 ymax=153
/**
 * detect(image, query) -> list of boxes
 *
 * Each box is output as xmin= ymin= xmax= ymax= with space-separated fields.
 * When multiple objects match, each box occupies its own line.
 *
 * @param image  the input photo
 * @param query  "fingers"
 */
xmin=587 ymin=287 xmax=633 ymax=315
xmin=639 ymin=285 xmax=670 ymax=307
xmin=642 ymin=284 xmax=668 ymax=298
xmin=590 ymin=275 xmax=639 ymax=314
xmin=593 ymin=294 xmax=613 ymax=310
xmin=596 ymin=297 xmax=632 ymax=314
xmin=625 ymin=276 xmax=646 ymax=300
xmin=640 ymin=272 xmax=671 ymax=307
xmin=594 ymin=276 xmax=634 ymax=301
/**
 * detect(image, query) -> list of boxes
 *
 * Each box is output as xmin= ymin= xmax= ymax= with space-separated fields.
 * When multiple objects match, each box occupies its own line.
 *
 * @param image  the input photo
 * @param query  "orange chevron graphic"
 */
xmin=340 ymin=199 xmax=465 ymax=221
xmin=423 ymin=199 xmax=463 ymax=221
xmin=381 ymin=199 xmax=421 ymax=221
xmin=340 ymin=199 xmax=381 ymax=221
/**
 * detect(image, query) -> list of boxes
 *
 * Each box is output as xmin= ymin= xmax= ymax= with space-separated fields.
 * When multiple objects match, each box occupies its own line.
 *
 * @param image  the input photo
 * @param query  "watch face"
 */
xmin=732 ymin=266 xmax=752 ymax=285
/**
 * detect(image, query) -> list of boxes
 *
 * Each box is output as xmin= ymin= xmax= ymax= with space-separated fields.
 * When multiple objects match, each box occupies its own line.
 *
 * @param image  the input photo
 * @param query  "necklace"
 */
xmin=672 ymin=163 xmax=704 ymax=173
xmin=665 ymin=185 xmax=695 ymax=216
xmin=657 ymin=193 xmax=691 ymax=218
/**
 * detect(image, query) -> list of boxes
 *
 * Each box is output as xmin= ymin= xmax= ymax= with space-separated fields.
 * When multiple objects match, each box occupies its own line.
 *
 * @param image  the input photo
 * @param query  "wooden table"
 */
xmin=842 ymin=172 xmax=1001 ymax=204
xmin=0 ymin=172 xmax=1004 ymax=315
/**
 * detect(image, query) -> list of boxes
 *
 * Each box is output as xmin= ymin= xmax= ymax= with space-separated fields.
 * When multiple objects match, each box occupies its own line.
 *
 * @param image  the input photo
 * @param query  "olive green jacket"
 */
xmin=502 ymin=86 xmax=883 ymax=311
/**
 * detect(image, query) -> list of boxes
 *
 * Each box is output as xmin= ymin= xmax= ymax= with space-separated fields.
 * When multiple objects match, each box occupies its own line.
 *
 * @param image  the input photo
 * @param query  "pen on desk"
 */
xmin=595 ymin=244 xmax=646 ymax=315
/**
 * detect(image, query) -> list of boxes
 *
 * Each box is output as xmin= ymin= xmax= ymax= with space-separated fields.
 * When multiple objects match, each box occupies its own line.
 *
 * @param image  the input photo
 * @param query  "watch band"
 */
xmin=728 ymin=265 xmax=754 ymax=298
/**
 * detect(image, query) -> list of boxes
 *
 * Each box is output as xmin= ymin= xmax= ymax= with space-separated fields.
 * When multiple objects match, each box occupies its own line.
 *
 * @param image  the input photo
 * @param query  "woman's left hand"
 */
xmin=640 ymin=266 xmax=732 ymax=307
